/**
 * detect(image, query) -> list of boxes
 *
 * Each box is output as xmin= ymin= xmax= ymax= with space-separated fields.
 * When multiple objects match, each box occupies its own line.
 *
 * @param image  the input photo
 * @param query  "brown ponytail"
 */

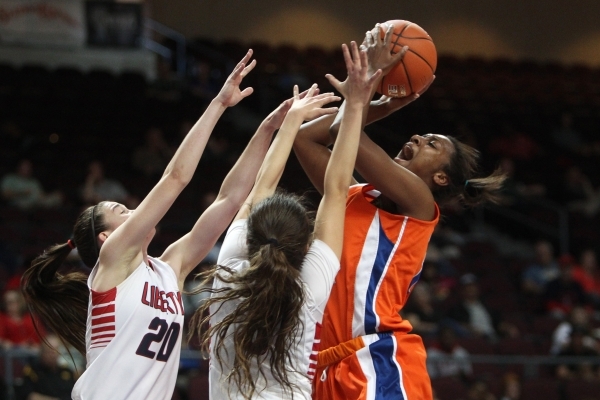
xmin=188 ymin=192 xmax=313 ymax=399
xmin=20 ymin=202 xmax=108 ymax=355
xmin=21 ymin=242 xmax=88 ymax=355
xmin=434 ymin=136 xmax=507 ymax=207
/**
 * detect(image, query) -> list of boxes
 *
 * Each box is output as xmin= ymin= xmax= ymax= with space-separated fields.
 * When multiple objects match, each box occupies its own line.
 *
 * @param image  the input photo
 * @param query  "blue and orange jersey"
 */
xmin=320 ymin=184 xmax=439 ymax=350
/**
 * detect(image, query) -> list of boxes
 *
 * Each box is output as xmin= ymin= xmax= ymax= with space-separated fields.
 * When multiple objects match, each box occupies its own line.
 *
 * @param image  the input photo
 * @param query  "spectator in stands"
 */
xmin=558 ymin=166 xmax=600 ymax=217
xmin=543 ymin=254 xmax=588 ymax=318
xmin=466 ymin=379 xmax=496 ymax=400
xmin=0 ymin=159 xmax=64 ymax=210
xmin=131 ymin=127 xmax=175 ymax=180
xmin=81 ymin=160 xmax=139 ymax=209
xmin=572 ymin=248 xmax=600 ymax=306
xmin=497 ymin=157 xmax=546 ymax=207
xmin=426 ymin=325 xmax=473 ymax=380
xmin=499 ymin=372 xmax=521 ymax=400
xmin=0 ymin=289 xmax=43 ymax=349
xmin=0 ymin=121 xmax=34 ymax=164
xmin=551 ymin=306 xmax=596 ymax=355
xmin=555 ymin=325 xmax=599 ymax=380
xmin=403 ymin=283 xmax=443 ymax=338
xmin=521 ymin=240 xmax=559 ymax=296
xmin=16 ymin=334 xmax=75 ymax=400
xmin=448 ymin=274 xmax=517 ymax=340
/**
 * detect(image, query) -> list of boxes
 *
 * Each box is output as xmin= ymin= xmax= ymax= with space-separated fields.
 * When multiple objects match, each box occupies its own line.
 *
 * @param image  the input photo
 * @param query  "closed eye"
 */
xmin=428 ymin=141 xmax=436 ymax=148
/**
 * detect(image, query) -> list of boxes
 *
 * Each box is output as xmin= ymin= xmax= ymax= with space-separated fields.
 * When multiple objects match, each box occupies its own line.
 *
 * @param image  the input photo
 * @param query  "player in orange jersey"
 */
xmin=293 ymin=24 xmax=506 ymax=400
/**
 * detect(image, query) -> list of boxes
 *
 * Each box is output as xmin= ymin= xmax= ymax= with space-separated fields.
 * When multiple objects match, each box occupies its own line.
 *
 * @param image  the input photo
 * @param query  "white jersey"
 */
xmin=209 ymin=219 xmax=340 ymax=400
xmin=72 ymin=257 xmax=184 ymax=400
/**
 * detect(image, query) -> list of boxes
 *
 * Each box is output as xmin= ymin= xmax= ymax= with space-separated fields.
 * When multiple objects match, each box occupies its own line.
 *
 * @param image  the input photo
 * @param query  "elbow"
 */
xmin=216 ymin=189 xmax=246 ymax=211
xmin=163 ymin=168 xmax=191 ymax=189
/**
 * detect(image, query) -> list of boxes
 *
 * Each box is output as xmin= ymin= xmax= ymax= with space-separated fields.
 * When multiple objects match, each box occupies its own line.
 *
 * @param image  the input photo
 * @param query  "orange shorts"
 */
xmin=314 ymin=332 xmax=432 ymax=400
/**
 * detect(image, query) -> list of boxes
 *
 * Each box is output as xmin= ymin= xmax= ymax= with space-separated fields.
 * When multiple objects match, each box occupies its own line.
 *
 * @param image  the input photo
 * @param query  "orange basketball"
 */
xmin=375 ymin=20 xmax=437 ymax=98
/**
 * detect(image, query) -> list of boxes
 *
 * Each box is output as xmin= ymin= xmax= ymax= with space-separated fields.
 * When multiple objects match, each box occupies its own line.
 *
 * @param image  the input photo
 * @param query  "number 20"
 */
xmin=136 ymin=317 xmax=181 ymax=361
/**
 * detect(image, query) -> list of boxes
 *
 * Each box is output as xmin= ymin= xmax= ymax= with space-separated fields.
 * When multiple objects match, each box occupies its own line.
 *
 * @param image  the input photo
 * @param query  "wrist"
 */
xmin=346 ymin=98 xmax=369 ymax=110
xmin=284 ymin=110 xmax=307 ymax=125
xmin=210 ymin=97 xmax=229 ymax=110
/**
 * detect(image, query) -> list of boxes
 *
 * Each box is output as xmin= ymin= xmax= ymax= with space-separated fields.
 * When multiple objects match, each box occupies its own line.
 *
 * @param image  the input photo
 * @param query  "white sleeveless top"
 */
xmin=72 ymin=257 xmax=184 ymax=400
xmin=209 ymin=219 xmax=340 ymax=399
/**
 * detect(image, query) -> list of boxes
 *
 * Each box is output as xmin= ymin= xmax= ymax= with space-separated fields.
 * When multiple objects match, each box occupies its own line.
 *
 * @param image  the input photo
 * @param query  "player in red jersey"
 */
xmin=20 ymin=50 xmax=301 ymax=400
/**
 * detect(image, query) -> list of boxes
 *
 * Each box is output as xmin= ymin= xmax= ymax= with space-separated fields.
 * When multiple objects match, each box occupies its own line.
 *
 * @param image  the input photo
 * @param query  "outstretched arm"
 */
xmin=235 ymin=85 xmax=340 ymax=221
xmin=161 ymin=99 xmax=294 ymax=282
xmin=314 ymin=41 xmax=382 ymax=258
xmin=98 ymin=50 xmax=256 ymax=286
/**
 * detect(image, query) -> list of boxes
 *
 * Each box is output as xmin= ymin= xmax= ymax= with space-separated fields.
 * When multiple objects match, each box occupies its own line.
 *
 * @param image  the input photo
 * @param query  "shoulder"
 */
xmin=305 ymin=240 xmax=339 ymax=267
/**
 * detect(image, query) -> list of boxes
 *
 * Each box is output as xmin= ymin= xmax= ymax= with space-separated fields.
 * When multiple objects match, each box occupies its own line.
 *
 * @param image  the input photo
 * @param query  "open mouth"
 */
xmin=399 ymin=143 xmax=414 ymax=161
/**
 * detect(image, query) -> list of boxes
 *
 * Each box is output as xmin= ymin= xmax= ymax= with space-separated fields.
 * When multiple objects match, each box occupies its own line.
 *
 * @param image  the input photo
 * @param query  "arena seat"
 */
xmin=520 ymin=378 xmax=560 ymax=400
xmin=430 ymin=377 xmax=468 ymax=400
xmin=187 ymin=372 xmax=209 ymax=400
xmin=564 ymin=378 xmax=600 ymax=400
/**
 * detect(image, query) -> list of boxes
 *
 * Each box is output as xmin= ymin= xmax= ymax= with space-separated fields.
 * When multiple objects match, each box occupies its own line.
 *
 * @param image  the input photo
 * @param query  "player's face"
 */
xmin=394 ymin=134 xmax=454 ymax=185
xmin=100 ymin=202 xmax=156 ymax=245
xmin=101 ymin=202 xmax=133 ymax=231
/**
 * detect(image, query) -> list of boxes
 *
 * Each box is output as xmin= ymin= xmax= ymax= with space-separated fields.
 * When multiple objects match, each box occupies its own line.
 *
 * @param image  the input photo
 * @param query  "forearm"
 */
xmin=163 ymin=98 xmax=227 ymax=183
xmin=252 ymin=113 xmax=304 ymax=202
xmin=324 ymin=101 xmax=364 ymax=195
xmin=292 ymin=114 xmax=337 ymax=195
xmin=216 ymin=122 xmax=276 ymax=205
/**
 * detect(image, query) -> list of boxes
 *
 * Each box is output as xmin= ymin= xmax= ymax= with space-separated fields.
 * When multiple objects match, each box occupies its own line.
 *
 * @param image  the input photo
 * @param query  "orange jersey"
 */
xmin=315 ymin=184 xmax=439 ymax=400
xmin=321 ymin=184 xmax=439 ymax=347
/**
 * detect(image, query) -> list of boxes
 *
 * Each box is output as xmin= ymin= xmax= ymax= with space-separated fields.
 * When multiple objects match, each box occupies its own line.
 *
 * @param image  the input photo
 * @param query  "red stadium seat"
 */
xmin=564 ymin=379 xmax=600 ymax=400
xmin=495 ymin=338 xmax=537 ymax=356
xmin=430 ymin=377 xmax=468 ymax=400
xmin=187 ymin=372 xmax=209 ymax=400
xmin=457 ymin=337 xmax=495 ymax=355
xmin=520 ymin=378 xmax=560 ymax=400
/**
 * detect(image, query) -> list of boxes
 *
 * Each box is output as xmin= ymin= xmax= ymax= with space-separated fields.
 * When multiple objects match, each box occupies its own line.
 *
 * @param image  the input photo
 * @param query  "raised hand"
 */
xmin=325 ymin=41 xmax=383 ymax=106
xmin=288 ymin=84 xmax=340 ymax=122
xmin=261 ymin=89 xmax=316 ymax=131
xmin=361 ymin=23 xmax=408 ymax=77
xmin=215 ymin=49 xmax=256 ymax=107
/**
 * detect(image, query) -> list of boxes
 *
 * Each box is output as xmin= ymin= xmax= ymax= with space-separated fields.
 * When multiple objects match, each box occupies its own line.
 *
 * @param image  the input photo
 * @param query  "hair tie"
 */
xmin=464 ymin=179 xmax=470 ymax=188
xmin=67 ymin=239 xmax=76 ymax=249
xmin=266 ymin=238 xmax=279 ymax=246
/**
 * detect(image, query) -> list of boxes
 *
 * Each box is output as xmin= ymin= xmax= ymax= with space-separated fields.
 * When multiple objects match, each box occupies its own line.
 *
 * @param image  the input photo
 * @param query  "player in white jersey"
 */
xmin=189 ymin=42 xmax=384 ymax=399
xmin=21 ymin=50 xmax=308 ymax=400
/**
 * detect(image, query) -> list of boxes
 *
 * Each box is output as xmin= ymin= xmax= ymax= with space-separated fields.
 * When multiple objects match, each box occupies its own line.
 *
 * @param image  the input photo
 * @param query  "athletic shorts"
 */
xmin=314 ymin=331 xmax=432 ymax=400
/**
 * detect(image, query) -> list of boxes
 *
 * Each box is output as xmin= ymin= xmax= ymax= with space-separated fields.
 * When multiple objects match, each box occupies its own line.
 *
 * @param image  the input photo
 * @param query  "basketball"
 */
xmin=375 ymin=20 xmax=437 ymax=98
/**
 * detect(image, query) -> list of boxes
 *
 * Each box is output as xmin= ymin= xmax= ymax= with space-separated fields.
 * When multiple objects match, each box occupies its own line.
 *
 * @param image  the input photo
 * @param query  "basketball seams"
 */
xmin=406 ymin=49 xmax=435 ymax=73
xmin=400 ymin=61 xmax=414 ymax=95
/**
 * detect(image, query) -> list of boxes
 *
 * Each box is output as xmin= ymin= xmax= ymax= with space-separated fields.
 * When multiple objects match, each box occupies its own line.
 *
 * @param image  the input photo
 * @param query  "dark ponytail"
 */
xmin=188 ymin=192 xmax=313 ymax=399
xmin=434 ymin=136 xmax=506 ymax=207
xmin=21 ymin=242 xmax=88 ymax=354
xmin=20 ymin=203 xmax=108 ymax=355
